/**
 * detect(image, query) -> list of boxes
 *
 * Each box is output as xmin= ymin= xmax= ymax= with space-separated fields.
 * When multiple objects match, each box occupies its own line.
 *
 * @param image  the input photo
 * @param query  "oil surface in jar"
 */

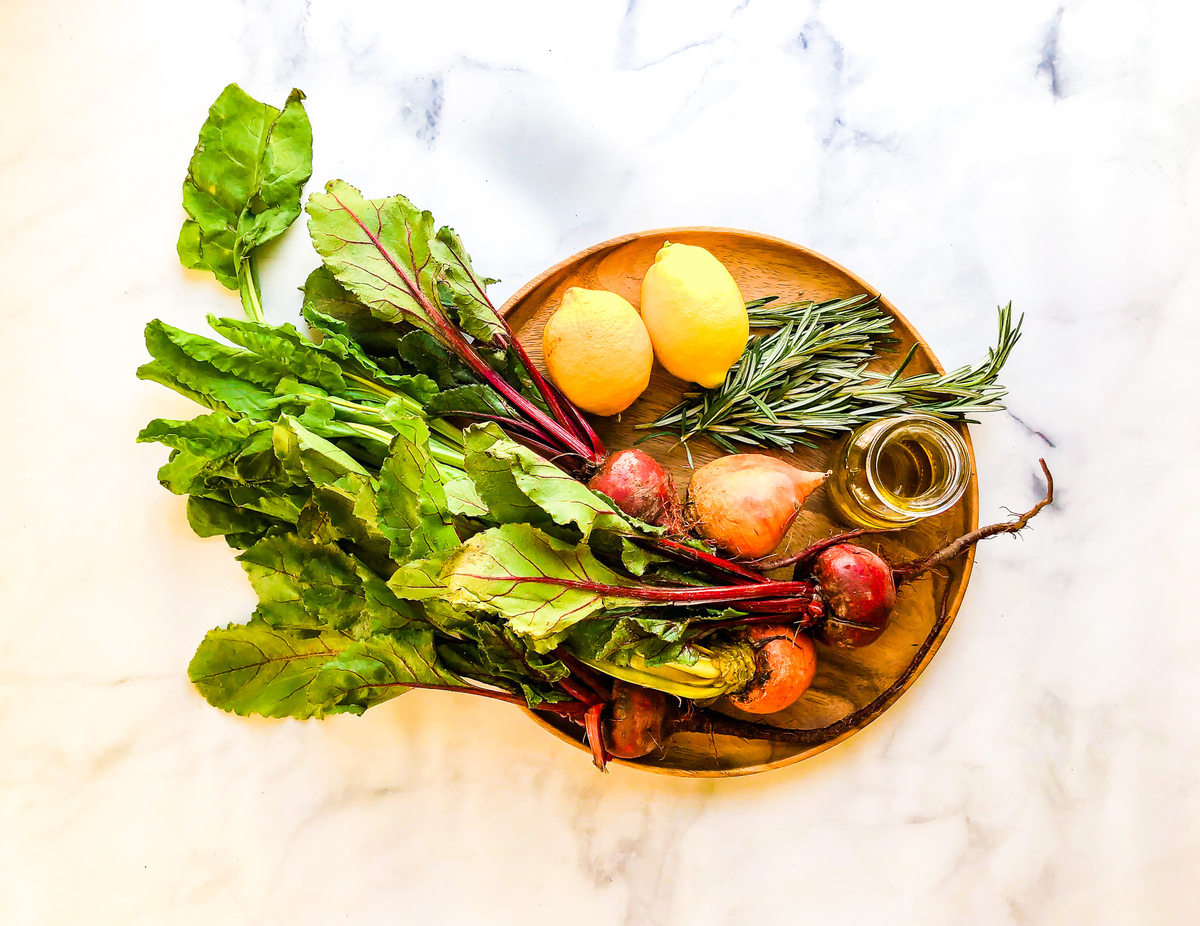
xmin=875 ymin=436 xmax=941 ymax=501
xmin=871 ymin=421 xmax=956 ymax=513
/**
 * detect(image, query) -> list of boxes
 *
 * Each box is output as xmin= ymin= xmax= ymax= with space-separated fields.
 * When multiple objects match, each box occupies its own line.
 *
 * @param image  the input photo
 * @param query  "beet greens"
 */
xmin=306 ymin=180 xmax=605 ymax=472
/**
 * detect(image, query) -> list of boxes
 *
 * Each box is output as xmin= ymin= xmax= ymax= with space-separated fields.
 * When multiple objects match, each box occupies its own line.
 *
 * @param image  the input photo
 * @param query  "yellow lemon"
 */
xmin=639 ymin=242 xmax=748 ymax=388
xmin=541 ymin=287 xmax=653 ymax=416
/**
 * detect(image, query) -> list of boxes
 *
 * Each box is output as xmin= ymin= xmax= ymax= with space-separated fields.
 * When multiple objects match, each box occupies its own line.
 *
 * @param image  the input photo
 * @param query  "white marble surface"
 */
xmin=3 ymin=0 xmax=1199 ymax=922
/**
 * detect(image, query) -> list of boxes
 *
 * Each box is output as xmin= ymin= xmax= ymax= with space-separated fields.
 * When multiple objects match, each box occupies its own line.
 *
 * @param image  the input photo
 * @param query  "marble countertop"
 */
xmin=3 ymin=1 xmax=1198 ymax=923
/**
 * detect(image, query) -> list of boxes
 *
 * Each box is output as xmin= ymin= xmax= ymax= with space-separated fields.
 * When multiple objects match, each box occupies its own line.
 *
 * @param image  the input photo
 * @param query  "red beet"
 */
xmin=603 ymin=680 xmax=669 ymax=758
xmin=809 ymin=544 xmax=896 ymax=648
xmin=588 ymin=449 xmax=683 ymax=529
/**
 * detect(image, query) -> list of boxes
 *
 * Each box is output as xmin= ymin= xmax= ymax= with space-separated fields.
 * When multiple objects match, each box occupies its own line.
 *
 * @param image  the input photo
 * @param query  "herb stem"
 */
xmin=642 ymin=298 xmax=1021 ymax=453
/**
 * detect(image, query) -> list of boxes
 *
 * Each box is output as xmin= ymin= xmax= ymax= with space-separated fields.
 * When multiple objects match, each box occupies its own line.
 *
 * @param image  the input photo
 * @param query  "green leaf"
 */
xmin=188 ymin=620 xmax=352 ymax=719
xmin=376 ymin=413 xmax=459 ymax=561
xmin=442 ymin=473 xmax=490 ymax=519
xmin=272 ymin=415 xmax=371 ymax=486
xmin=237 ymin=531 xmax=416 ymax=634
xmin=138 ymin=414 xmax=290 ymax=502
xmin=395 ymin=330 xmax=478 ymax=390
xmin=238 ymin=533 xmax=364 ymax=631
xmin=178 ymin=85 xmax=313 ymax=292
xmin=185 ymin=495 xmax=287 ymax=546
xmin=299 ymin=295 xmax=441 ymax=407
xmin=565 ymin=617 xmax=649 ymax=664
xmin=437 ymin=622 xmax=570 ymax=708
xmin=302 ymin=265 xmax=401 ymax=342
xmin=138 ymin=320 xmax=283 ymax=417
xmin=306 ymin=181 xmax=443 ymax=333
xmin=430 ymin=225 xmax=505 ymax=345
xmin=207 ymin=316 xmax=348 ymax=394
xmin=138 ymin=412 xmax=271 ymax=461
xmin=297 ymin=275 xmax=439 ymax=404
xmin=389 ymin=524 xmax=642 ymax=652
xmin=425 ymin=385 xmax=511 ymax=420
xmin=269 ymin=417 xmax=394 ymax=569
xmin=460 ymin=426 xmax=546 ymax=526
xmin=565 ymin=612 xmax=696 ymax=666
xmin=308 ymin=627 xmax=470 ymax=715
xmin=463 ymin=424 xmax=629 ymax=539
xmin=248 ymin=91 xmax=314 ymax=249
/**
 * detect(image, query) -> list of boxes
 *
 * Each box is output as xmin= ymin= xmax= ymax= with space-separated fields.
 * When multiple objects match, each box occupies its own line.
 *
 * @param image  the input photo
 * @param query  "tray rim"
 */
xmin=499 ymin=226 xmax=979 ymax=778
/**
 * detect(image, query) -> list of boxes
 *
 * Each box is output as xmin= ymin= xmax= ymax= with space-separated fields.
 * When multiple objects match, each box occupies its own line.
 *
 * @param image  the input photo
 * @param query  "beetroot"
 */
xmin=810 ymin=545 xmax=897 ymax=648
xmin=686 ymin=454 xmax=827 ymax=559
xmin=727 ymin=625 xmax=818 ymax=714
xmin=603 ymin=680 xmax=669 ymax=759
xmin=588 ymin=448 xmax=683 ymax=529
xmin=764 ymin=460 xmax=1057 ymax=650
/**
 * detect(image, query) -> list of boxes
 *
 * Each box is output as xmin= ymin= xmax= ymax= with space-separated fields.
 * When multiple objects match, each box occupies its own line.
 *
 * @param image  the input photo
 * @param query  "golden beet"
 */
xmin=687 ymin=454 xmax=827 ymax=559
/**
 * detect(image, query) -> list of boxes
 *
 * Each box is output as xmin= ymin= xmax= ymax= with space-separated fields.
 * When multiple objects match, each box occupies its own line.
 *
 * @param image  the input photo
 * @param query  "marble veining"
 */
xmin=2 ymin=0 xmax=1199 ymax=923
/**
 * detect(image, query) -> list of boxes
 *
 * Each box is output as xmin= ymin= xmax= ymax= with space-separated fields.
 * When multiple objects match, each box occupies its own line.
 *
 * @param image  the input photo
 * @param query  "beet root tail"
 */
xmin=893 ymin=458 xmax=1054 ymax=585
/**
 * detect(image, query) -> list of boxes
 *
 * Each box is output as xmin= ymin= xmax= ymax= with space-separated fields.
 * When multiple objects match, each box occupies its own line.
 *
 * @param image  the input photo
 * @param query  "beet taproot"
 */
xmin=727 ymin=624 xmax=818 ymax=714
xmin=603 ymin=680 xmax=669 ymax=758
xmin=588 ymin=448 xmax=683 ymax=529
xmin=687 ymin=454 xmax=827 ymax=558
xmin=810 ymin=544 xmax=897 ymax=648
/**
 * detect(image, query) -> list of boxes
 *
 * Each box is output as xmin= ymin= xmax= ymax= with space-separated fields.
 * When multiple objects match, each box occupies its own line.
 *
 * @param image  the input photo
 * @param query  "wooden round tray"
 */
xmin=499 ymin=228 xmax=978 ymax=777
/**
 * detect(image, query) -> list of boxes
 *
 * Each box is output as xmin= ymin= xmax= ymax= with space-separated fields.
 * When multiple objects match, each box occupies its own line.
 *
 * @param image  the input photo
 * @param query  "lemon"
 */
xmin=639 ymin=242 xmax=748 ymax=388
xmin=541 ymin=287 xmax=653 ymax=416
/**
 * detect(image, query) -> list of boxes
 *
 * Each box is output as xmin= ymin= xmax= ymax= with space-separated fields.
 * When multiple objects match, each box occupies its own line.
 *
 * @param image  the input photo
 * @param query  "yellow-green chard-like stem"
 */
xmin=583 ymin=642 xmax=756 ymax=701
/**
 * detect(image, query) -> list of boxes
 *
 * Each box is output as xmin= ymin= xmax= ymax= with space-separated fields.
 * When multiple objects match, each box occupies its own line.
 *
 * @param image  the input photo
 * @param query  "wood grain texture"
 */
xmin=502 ymin=228 xmax=978 ymax=777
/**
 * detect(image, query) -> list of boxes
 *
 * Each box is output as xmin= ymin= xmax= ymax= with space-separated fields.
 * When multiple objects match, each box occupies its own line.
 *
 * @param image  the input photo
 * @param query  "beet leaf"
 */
xmin=389 ymin=523 xmax=645 ymax=651
xmin=177 ymin=85 xmax=313 ymax=322
xmin=188 ymin=620 xmax=356 ymax=719
xmin=306 ymin=180 xmax=602 ymax=469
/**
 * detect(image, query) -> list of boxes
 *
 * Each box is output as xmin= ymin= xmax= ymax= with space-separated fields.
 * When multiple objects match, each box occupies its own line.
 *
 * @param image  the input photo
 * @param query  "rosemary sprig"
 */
xmin=640 ymin=299 xmax=1021 ymax=452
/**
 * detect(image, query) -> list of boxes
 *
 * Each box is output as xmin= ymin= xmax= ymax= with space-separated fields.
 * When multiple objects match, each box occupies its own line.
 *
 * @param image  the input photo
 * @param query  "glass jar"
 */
xmin=825 ymin=414 xmax=971 ymax=529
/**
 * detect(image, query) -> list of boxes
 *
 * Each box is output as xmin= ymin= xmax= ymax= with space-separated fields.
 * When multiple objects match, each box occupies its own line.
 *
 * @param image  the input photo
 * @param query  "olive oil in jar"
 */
xmin=826 ymin=415 xmax=971 ymax=529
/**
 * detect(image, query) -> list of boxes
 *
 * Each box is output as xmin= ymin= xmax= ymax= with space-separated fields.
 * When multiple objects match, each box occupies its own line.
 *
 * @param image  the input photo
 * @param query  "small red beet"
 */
xmin=810 ymin=544 xmax=896 ymax=648
xmin=603 ymin=680 xmax=669 ymax=758
xmin=588 ymin=449 xmax=682 ymax=528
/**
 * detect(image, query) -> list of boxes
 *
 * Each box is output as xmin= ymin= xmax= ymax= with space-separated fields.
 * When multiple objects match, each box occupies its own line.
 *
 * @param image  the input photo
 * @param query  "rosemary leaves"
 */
xmin=641 ymin=296 xmax=1022 ymax=452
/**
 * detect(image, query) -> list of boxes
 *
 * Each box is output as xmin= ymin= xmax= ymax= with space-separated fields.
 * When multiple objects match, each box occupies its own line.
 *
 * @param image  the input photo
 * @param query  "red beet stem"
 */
xmin=556 ymin=675 xmax=602 ymax=706
xmin=460 ymin=267 xmax=604 ymax=463
xmin=329 ymin=189 xmax=603 ymax=468
xmin=668 ymin=460 xmax=1056 ymax=747
xmin=671 ymin=580 xmax=960 ymax=746
xmin=750 ymin=526 xmax=908 ymax=572
xmin=717 ymin=597 xmax=823 ymax=615
xmin=701 ymin=611 xmax=821 ymax=630
xmin=505 ymin=333 xmax=606 ymax=460
xmin=448 ymin=250 xmax=605 ymax=464
xmin=556 ymin=650 xmax=613 ymax=701
xmin=479 ymin=573 xmax=818 ymax=608
xmin=585 ymin=703 xmax=610 ymax=770
xmin=633 ymin=535 xmax=770 ymax=585
xmin=544 ymin=376 xmax=607 ymax=459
